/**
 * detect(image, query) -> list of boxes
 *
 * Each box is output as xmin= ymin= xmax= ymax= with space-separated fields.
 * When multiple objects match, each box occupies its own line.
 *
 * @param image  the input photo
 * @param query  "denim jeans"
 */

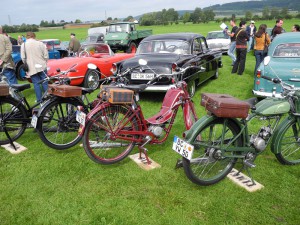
xmin=227 ymin=41 xmax=236 ymax=64
xmin=30 ymin=71 xmax=48 ymax=103
xmin=254 ymin=50 xmax=265 ymax=74
xmin=3 ymin=68 xmax=18 ymax=85
xmin=247 ymin=36 xmax=254 ymax=52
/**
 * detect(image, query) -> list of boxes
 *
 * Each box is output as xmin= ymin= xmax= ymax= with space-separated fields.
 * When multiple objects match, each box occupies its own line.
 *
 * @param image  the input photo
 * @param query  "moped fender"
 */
xmin=271 ymin=116 xmax=297 ymax=154
xmin=183 ymin=114 xmax=243 ymax=144
xmin=37 ymin=97 xmax=84 ymax=117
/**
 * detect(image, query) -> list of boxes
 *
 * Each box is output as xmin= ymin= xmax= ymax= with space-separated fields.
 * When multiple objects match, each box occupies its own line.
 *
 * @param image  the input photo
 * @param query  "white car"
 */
xmin=206 ymin=31 xmax=230 ymax=54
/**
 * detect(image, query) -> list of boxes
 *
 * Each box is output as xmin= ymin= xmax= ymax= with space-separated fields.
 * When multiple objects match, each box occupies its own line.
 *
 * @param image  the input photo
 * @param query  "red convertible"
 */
xmin=47 ymin=43 xmax=135 ymax=89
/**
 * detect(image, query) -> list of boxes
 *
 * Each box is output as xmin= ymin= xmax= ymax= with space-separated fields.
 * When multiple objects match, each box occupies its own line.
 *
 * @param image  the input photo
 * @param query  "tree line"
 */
xmin=2 ymin=5 xmax=300 ymax=33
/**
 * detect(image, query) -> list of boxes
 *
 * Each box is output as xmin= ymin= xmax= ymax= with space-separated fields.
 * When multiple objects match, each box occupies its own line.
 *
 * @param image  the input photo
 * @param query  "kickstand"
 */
xmin=3 ymin=126 xmax=17 ymax=150
xmin=138 ymin=146 xmax=152 ymax=165
xmin=235 ymin=164 xmax=256 ymax=186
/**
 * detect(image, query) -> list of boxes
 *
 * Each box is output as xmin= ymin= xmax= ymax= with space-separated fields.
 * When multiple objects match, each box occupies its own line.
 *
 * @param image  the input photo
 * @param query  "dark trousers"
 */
xmin=232 ymin=48 xmax=247 ymax=75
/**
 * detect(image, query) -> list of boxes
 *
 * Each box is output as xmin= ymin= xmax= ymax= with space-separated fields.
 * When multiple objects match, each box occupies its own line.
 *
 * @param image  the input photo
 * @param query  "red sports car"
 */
xmin=47 ymin=43 xmax=135 ymax=89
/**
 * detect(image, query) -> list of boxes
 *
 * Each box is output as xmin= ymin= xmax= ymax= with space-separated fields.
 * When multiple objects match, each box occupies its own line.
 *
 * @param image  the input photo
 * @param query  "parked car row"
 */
xmin=44 ymin=32 xmax=222 ymax=94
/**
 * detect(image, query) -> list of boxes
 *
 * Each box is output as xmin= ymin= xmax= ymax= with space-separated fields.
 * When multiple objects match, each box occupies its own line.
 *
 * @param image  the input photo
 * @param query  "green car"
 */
xmin=253 ymin=32 xmax=300 ymax=98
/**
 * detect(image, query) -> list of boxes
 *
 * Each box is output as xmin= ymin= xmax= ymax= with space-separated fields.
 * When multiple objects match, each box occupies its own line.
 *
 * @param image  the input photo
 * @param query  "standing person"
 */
xmin=0 ymin=26 xmax=18 ymax=85
xmin=68 ymin=33 xmax=81 ymax=56
xmin=227 ymin=19 xmax=238 ymax=66
xmin=253 ymin=24 xmax=271 ymax=74
xmin=246 ymin=20 xmax=257 ymax=52
xmin=271 ymin=19 xmax=284 ymax=40
xmin=17 ymin=35 xmax=24 ymax=45
xmin=21 ymin=32 xmax=48 ymax=103
xmin=292 ymin=24 xmax=300 ymax=32
xmin=231 ymin=21 xmax=249 ymax=76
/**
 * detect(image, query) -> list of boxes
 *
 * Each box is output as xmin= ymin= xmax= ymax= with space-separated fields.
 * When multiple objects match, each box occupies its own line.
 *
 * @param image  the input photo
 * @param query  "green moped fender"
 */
xmin=183 ymin=114 xmax=243 ymax=144
xmin=271 ymin=116 xmax=297 ymax=154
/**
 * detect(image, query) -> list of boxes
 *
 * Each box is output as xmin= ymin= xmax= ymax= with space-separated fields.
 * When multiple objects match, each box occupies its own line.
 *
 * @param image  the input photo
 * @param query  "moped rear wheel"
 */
xmin=36 ymin=98 xmax=84 ymax=150
xmin=83 ymin=104 xmax=139 ymax=164
xmin=182 ymin=118 xmax=243 ymax=186
xmin=275 ymin=120 xmax=300 ymax=165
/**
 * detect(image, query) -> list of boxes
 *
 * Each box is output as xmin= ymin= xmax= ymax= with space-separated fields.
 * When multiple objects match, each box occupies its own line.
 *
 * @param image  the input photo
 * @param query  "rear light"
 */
xmin=182 ymin=132 xmax=186 ymax=138
xmin=256 ymin=70 xmax=261 ymax=78
xmin=111 ymin=63 xmax=117 ymax=74
xmin=77 ymin=106 xmax=84 ymax=112
xmin=256 ymin=80 xmax=260 ymax=85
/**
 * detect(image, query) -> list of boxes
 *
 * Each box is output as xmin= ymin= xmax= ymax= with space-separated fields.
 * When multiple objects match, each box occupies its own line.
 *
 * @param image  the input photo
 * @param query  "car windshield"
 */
xmin=273 ymin=43 xmax=300 ymax=58
xmin=206 ymin=32 xmax=228 ymax=39
xmin=108 ymin=24 xmax=130 ymax=33
xmin=137 ymin=40 xmax=191 ymax=55
xmin=80 ymin=43 xmax=114 ymax=56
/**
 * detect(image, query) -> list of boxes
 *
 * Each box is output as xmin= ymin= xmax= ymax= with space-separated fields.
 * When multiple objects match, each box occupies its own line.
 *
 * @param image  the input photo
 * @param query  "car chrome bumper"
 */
xmin=144 ymin=84 xmax=176 ymax=92
xmin=252 ymin=90 xmax=283 ymax=98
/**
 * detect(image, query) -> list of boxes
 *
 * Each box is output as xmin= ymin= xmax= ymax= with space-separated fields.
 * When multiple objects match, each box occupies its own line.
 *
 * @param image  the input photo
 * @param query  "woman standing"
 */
xmin=254 ymin=24 xmax=271 ymax=74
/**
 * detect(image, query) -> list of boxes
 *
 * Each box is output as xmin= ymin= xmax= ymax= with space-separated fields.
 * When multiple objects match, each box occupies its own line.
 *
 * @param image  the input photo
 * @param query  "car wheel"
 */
xmin=126 ymin=42 xmax=137 ymax=53
xmin=83 ymin=69 xmax=100 ymax=90
xmin=17 ymin=63 xmax=27 ymax=81
xmin=213 ymin=68 xmax=219 ymax=79
xmin=187 ymin=80 xmax=196 ymax=98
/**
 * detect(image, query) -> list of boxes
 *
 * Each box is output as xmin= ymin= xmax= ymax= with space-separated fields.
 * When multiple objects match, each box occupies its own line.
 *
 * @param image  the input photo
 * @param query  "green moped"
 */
xmin=176 ymin=75 xmax=300 ymax=186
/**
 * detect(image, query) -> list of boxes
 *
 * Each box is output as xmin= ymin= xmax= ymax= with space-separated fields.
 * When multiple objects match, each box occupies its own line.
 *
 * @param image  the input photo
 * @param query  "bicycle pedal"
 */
xmin=243 ymin=160 xmax=256 ymax=168
xmin=175 ymin=159 xmax=183 ymax=169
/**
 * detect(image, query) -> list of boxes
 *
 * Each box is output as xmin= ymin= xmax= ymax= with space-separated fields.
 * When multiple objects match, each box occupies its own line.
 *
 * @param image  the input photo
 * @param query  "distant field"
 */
xmin=10 ymin=19 xmax=297 ymax=42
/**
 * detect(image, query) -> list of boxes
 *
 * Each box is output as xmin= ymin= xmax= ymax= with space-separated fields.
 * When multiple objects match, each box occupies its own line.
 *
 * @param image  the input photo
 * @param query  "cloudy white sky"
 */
xmin=0 ymin=0 xmax=251 ymax=25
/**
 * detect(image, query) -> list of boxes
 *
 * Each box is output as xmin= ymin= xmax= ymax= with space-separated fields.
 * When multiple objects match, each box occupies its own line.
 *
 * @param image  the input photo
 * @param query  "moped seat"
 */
xmin=11 ymin=83 xmax=31 ymax=92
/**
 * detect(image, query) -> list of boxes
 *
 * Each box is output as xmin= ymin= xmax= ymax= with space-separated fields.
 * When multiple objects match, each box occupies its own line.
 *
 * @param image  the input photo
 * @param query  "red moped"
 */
xmin=78 ymin=59 xmax=198 ymax=165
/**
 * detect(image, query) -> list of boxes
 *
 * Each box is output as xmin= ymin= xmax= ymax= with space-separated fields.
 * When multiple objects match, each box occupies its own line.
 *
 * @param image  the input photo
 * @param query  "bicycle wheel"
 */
xmin=182 ymin=118 xmax=243 ymax=186
xmin=0 ymin=96 xmax=27 ymax=145
xmin=83 ymin=104 xmax=139 ymax=165
xmin=275 ymin=120 xmax=300 ymax=165
xmin=36 ymin=98 xmax=84 ymax=150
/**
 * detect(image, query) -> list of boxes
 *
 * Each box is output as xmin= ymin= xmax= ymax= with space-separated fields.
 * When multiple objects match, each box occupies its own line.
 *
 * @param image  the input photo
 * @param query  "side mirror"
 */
xmin=87 ymin=63 xmax=97 ymax=70
xmin=138 ymin=59 xmax=147 ymax=66
xmin=263 ymin=56 xmax=271 ymax=66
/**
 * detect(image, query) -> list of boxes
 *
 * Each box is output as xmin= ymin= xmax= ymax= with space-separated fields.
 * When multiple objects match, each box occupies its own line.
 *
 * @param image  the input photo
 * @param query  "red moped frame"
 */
xmin=81 ymin=81 xmax=197 ymax=164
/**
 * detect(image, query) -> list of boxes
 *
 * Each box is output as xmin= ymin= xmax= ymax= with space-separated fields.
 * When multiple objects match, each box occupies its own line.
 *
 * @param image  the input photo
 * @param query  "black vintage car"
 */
xmin=115 ymin=33 xmax=222 ymax=97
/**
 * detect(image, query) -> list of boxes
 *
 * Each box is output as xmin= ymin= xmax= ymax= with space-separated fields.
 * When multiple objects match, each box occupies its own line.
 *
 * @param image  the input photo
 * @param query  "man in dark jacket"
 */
xmin=231 ymin=21 xmax=249 ymax=75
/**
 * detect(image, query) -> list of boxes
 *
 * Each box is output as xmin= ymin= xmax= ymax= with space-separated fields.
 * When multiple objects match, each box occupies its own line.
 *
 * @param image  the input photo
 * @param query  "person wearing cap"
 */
xmin=246 ymin=20 xmax=257 ymax=52
xmin=68 ymin=33 xmax=81 ymax=56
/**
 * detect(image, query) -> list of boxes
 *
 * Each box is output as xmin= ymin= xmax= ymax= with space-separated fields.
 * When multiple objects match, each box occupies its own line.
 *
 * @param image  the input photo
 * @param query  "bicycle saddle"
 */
xmin=81 ymin=88 xmax=94 ymax=95
xmin=11 ymin=83 xmax=31 ymax=92
xmin=124 ymin=84 xmax=147 ymax=92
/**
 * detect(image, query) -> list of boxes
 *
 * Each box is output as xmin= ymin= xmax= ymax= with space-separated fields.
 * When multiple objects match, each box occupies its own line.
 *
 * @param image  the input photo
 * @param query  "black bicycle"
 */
xmin=0 ymin=65 xmax=99 ymax=150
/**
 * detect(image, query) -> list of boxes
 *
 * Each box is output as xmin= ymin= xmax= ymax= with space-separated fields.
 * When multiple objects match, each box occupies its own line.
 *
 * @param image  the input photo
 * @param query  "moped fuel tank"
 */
xmin=254 ymin=98 xmax=290 ymax=116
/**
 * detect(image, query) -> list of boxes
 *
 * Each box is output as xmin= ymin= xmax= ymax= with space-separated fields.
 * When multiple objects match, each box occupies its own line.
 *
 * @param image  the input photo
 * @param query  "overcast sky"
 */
xmin=0 ymin=0 xmax=251 ymax=25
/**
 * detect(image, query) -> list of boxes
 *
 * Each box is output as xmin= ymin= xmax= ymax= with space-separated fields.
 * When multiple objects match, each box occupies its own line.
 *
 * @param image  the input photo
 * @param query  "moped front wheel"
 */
xmin=83 ymin=104 xmax=139 ymax=165
xmin=275 ymin=120 xmax=300 ymax=165
xmin=182 ymin=118 xmax=243 ymax=186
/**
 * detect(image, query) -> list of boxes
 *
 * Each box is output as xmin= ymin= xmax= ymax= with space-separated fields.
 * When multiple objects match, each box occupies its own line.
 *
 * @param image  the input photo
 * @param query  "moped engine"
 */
xmin=250 ymin=126 xmax=272 ymax=152
xmin=148 ymin=125 xmax=164 ymax=137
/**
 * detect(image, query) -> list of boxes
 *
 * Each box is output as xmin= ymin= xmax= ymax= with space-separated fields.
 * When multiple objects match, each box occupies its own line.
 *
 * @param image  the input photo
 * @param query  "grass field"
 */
xmin=1 ymin=19 xmax=300 ymax=225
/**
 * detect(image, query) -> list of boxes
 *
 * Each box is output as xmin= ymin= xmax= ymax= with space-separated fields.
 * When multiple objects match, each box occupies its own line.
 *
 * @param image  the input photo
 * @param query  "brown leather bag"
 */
xmin=201 ymin=93 xmax=250 ymax=119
